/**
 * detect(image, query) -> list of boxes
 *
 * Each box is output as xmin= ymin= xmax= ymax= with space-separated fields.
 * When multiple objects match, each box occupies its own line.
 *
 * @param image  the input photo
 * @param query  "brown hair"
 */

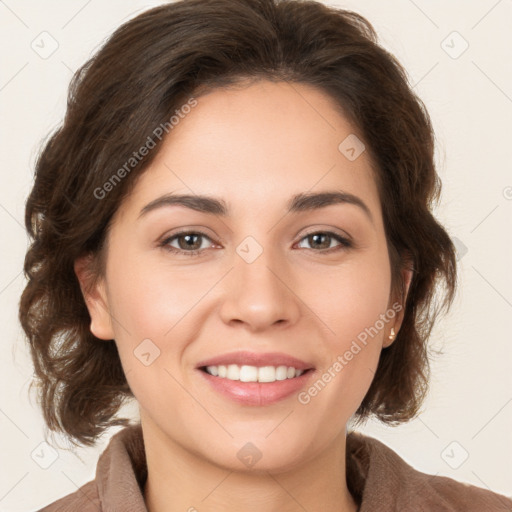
xmin=20 ymin=0 xmax=456 ymax=447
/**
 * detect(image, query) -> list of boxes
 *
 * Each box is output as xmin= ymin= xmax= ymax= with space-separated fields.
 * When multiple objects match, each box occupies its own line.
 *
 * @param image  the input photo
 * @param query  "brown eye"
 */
xmin=160 ymin=231 xmax=214 ymax=255
xmin=297 ymin=231 xmax=352 ymax=252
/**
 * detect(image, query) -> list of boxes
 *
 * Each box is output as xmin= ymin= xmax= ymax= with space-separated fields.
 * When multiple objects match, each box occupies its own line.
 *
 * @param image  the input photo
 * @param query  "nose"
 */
xmin=218 ymin=246 xmax=301 ymax=332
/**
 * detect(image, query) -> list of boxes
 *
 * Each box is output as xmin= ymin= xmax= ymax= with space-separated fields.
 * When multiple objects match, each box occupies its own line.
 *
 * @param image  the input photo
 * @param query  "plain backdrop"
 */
xmin=1 ymin=0 xmax=511 ymax=510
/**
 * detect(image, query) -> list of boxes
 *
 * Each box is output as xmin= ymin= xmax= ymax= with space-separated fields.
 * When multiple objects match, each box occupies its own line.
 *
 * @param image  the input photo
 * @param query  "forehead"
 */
xmin=115 ymin=80 xmax=381 ymax=223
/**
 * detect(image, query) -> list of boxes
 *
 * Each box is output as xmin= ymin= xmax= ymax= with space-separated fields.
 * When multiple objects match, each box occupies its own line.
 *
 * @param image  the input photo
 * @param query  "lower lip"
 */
xmin=197 ymin=368 xmax=314 ymax=406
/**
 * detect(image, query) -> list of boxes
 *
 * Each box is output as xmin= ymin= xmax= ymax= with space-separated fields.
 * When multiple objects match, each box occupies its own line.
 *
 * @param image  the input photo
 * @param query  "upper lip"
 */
xmin=196 ymin=351 xmax=315 ymax=370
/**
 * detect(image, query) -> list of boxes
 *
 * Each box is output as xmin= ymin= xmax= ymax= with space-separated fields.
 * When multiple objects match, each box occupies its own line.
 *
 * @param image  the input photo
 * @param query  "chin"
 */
xmin=198 ymin=432 xmax=313 ymax=475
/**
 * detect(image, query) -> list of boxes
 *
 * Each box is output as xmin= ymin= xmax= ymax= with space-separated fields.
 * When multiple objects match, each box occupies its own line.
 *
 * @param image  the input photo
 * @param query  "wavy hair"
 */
xmin=20 ymin=0 xmax=457 ymax=447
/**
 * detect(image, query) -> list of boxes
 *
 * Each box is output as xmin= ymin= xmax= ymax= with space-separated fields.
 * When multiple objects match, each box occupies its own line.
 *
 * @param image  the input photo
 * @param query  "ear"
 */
xmin=74 ymin=254 xmax=115 ymax=340
xmin=383 ymin=262 xmax=413 ymax=348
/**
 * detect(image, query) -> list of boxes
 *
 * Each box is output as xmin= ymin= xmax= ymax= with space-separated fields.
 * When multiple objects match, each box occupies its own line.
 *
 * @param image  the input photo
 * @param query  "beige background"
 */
xmin=1 ymin=0 xmax=511 ymax=510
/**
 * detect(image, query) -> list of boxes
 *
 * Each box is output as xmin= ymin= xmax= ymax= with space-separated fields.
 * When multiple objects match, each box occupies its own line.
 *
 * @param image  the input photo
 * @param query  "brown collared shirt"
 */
xmin=37 ymin=423 xmax=512 ymax=511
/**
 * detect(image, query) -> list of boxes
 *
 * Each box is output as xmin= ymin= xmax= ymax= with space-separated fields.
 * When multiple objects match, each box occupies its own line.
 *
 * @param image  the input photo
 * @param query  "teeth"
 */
xmin=204 ymin=364 xmax=305 ymax=382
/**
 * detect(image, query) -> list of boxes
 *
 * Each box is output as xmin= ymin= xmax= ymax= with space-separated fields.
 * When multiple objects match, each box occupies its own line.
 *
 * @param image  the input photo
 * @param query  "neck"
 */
xmin=143 ymin=425 xmax=359 ymax=512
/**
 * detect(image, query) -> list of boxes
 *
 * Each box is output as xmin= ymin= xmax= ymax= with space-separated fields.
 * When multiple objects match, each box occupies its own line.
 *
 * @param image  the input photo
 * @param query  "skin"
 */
xmin=76 ymin=80 xmax=412 ymax=512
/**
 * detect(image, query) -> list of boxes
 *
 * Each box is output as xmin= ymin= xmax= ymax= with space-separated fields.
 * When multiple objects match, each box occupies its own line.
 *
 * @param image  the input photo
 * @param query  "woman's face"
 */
xmin=79 ymin=80 xmax=408 ymax=472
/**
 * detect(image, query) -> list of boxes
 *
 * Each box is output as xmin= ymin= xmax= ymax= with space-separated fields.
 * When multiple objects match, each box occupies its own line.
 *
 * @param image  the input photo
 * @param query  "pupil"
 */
xmin=183 ymin=234 xmax=199 ymax=249
xmin=311 ymin=233 xmax=328 ymax=248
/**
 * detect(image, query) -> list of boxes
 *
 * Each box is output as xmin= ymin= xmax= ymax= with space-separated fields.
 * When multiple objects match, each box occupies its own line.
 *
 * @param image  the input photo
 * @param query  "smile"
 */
xmin=202 ymin=364 xmax=306 ymax=382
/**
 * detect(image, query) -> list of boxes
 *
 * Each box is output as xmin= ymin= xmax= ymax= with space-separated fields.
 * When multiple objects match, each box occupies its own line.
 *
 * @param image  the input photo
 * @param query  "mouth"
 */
xmin=198 ymin=364 xmax=314 ymax=383
xmin=195 ymin=350 xmax=314 ymax=372
xmin=196 ymin=366 xmax=315 ymax=406
xmin=194 ymin=351 xmax=316 ymax=406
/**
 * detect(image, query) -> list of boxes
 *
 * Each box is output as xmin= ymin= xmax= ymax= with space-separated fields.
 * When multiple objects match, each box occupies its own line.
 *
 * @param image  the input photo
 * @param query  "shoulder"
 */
xmin=347 ymin=431 xmax=512 ymax=511
xmin=413 ymin=471 xmax=512 ymax=511
xmin=35 ymin=480 xmax=100 ymax=512
xmin=35 ymin=424 xmax=147 ymax=512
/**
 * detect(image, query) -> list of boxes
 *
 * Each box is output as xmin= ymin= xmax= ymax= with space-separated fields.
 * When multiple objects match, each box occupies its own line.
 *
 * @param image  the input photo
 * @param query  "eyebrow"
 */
xmin=138 ymin=190 xmax=373 ymax=223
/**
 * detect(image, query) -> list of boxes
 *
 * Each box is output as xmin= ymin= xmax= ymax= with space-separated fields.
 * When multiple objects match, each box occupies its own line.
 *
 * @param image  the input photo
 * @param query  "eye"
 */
xmin=159 ymin=229 xmax=352 ymax=256
xmin=160 ymin=230 xmax=214 ymax=256
xmin=296 ymin=231 xmax=352 ymax=253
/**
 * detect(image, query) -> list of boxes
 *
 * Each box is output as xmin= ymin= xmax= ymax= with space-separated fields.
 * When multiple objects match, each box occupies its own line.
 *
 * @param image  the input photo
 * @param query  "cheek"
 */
xmin=294 ymin=264 xmax=390 ymax=433
xmin=305 ymin=247 xmax=391 ymax=405
xmin=104 ymin=256 xmax=201 ymax=406
xmin=103 ymin=249 xmax=225 ymax=400
xmin=314 ymin=250 xmax=392 ymax=344
xmin=106 ymin=250 xmax=214 ymax=340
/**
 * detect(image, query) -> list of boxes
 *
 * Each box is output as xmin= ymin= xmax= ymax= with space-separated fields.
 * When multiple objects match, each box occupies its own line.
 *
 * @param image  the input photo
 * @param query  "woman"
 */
xmin=20 ymin=0 xmax=512 ymax=510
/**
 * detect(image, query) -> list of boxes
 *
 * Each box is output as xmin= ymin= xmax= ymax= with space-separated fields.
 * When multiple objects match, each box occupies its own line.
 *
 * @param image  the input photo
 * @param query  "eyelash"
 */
xmin=159 ymin=229 xmax=353 ymax=256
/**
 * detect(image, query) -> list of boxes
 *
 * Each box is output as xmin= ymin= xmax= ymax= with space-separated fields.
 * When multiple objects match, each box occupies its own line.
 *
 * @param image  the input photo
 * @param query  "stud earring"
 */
xmin=388 ymin=327 xmax=396 ymax=340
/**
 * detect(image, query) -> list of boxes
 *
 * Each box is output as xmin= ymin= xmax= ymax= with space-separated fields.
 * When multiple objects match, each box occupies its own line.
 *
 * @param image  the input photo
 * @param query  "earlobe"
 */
xmin=383 ymin=327 xmax=396 ymax=348
xmin=74 ymin=254 xmax=115 ymax=340
xmin=384 ymin=262 xmax=414 ymax=348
